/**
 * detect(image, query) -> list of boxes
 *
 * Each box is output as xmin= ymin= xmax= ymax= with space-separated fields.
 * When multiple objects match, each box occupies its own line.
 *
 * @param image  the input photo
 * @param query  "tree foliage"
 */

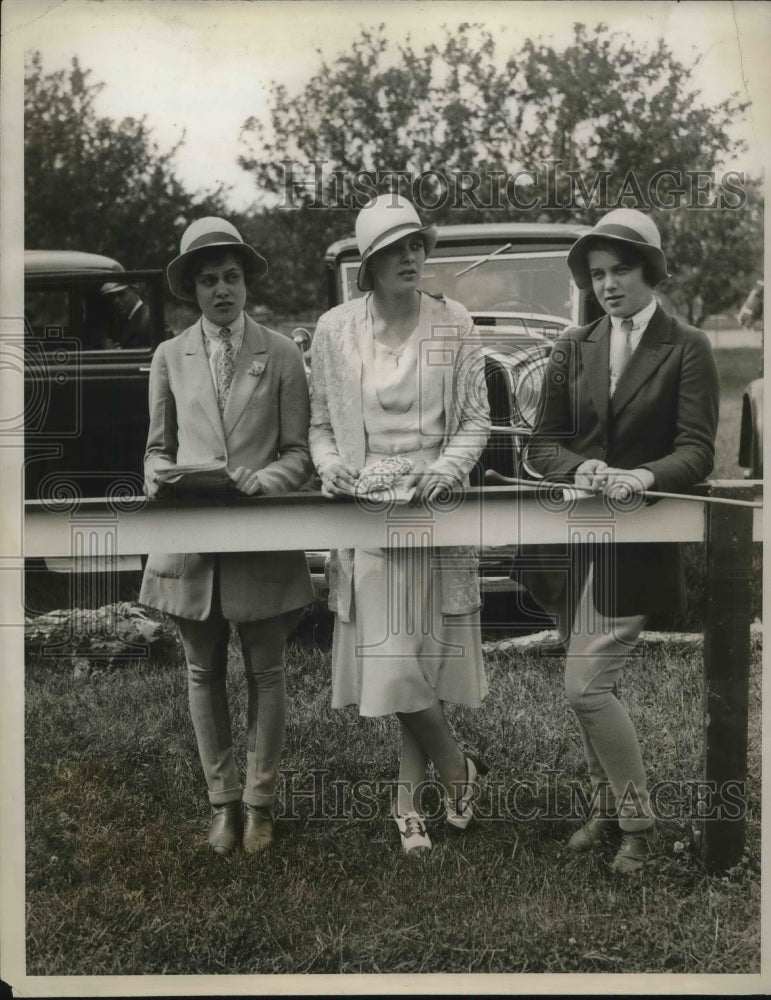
xmin=238 ymin=206 xmax=338 ymax=317
xmin=239 ymin=24 xmax=524 ymax=218
xmin=659 ymin=179 xmax=764 ymax=327
xmin=25 ymin=51 xmax=227 ymax=270
xmin=513 ymin=24 xmax=744 ymax=211
xmin=24 ymin=25 xmax=763 ymax=324
xmin=239 ymin=22 xmax=762 ymax=321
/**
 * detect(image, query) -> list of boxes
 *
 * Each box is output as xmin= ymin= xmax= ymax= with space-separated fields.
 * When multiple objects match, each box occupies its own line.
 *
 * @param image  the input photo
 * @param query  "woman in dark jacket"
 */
xmin=524 ymin=208 xmax=719 ymax=873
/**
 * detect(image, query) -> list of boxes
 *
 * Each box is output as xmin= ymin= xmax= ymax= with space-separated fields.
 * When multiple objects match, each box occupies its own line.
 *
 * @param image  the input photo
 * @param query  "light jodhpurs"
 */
xmin=173 ymin=580 xmax=302 ymax=808
xmin=543 ymin=563 xmax=652 ymax=833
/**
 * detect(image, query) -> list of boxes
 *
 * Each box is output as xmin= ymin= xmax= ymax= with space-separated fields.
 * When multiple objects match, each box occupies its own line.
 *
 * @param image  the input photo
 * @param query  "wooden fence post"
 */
xmin=699 ymin=483 xmax=755 ymax=873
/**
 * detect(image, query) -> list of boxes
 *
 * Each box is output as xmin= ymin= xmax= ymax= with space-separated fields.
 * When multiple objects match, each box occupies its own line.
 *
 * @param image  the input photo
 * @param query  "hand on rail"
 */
xmin=600 ymin=467 xmax=656 ymax=501
xmin=574 ymin=459 xmax=608 ymax=490
xmin=484 ymin=468 xmax=762 ymax=508
xmin=574 ymin=461 xmax=655 ymax=499
xmin=408 ymin=470 xmax=461 ymax=505
xmin=230 ymin=466 xmax=264 ymax=496
xmin=320 ymin=459 xmax=360 ymax=498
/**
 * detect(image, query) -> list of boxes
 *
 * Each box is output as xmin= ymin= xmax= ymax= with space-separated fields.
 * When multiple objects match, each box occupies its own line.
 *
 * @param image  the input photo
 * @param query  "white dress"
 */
xmin=331 ymin=300 xmax=488 ymax=716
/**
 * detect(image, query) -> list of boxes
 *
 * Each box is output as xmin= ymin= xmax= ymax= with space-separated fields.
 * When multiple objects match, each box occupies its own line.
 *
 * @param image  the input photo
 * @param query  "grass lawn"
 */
xmin=25 ymin=631 xmax=761 ymax=977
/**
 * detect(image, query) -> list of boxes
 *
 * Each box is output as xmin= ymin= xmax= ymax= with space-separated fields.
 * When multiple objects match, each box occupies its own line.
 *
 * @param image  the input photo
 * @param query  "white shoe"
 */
xmin=392 ymin=810 xmax=432 ymax=854
xmin=444 ymin=751 xmax=489 ymax=830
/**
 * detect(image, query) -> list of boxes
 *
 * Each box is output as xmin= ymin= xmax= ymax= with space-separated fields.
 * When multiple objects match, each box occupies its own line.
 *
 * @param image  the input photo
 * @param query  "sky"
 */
xmin=5 ymin=0 xmax=770 ymax=211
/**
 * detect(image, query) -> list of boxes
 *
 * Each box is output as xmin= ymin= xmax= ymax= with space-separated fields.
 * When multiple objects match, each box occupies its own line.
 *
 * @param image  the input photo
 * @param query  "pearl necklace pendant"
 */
xmin=386 ymin=345 xmax=406 ymax=367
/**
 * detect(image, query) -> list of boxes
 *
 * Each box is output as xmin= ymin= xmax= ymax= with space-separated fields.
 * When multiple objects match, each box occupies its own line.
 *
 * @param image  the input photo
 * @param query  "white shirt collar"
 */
xmin=610 ymin=296 xmax=657 ymax=334
xmin=201 ymin=312 xmax=246 ymax=341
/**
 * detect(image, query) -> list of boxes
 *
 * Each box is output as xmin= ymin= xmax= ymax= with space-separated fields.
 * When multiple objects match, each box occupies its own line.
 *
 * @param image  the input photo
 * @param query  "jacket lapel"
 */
xmin=222 ymin=316 xmax=267 ymax=436
xmin=184 ymin=321 xmax=226 ymax=447
xmin=579 ymin=316 xmax=611 ymax=427
xmin=610 ymin=306 xmax=674 ymax=417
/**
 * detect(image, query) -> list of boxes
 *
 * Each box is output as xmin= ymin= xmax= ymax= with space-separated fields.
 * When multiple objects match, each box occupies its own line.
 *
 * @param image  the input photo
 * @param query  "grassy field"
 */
xmin=22 ymin=341 xmax=762 ymax=978
xmin=24 ymin=629 xmax=761 ymax=976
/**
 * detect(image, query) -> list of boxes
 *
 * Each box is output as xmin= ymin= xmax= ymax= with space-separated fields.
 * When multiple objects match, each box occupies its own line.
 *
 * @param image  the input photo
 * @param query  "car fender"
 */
xmin=739 ymin=377 xmax=763 ymax=477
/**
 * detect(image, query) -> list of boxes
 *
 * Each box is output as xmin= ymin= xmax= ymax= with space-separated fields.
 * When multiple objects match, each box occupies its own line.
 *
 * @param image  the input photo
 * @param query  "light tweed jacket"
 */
xmin=309 ymin=292 xmax=491 ymax=621
xmin=139 ymin=315 xmax=314 ymax=621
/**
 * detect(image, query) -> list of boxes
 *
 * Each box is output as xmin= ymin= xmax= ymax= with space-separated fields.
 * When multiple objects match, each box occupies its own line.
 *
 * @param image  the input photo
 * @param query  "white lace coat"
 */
xmin=309 ymin=292 xmax=491 ymax=622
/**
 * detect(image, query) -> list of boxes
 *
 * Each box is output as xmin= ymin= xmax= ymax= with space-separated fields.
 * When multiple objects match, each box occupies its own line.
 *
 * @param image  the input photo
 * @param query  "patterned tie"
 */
xmin=611 ymin=318 xmax=634 ymax=396
xmin=216 ymin=326 xmax=234 ymax=413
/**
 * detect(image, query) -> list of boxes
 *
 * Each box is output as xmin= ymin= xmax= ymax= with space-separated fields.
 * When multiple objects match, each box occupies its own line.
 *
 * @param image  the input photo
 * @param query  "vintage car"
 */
xmin=24 ymin=250 xmax=168 ymax=588
xmin=24 ymin=249 xmax=167 ymax=504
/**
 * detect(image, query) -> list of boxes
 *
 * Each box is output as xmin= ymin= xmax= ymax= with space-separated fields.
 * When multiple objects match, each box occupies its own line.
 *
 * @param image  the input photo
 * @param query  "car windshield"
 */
xmin=341 ymin=250 xmax=576 ymax=324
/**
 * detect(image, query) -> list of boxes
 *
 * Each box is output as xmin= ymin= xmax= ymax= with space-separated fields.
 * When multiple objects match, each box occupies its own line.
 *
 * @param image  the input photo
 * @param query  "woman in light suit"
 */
xmin=140 ymin=217 xmax=314 ymax=856
xmin=310 ymin=195 xmax=490 ymax=854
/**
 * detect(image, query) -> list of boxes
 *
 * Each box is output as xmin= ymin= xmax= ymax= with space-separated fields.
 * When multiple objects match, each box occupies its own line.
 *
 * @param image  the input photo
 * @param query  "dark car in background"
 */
xmin=24 ymin=250 xmax=167 ymax=504
xmin=24 ymin=251 xmax=167 ymax=586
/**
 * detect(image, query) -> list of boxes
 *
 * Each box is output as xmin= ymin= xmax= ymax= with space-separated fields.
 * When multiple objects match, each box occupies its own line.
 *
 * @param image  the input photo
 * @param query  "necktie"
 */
xmin=216 ymin=326 xmax=234 ymax=413
xmin=611 ymin=318 xmax=634 ymax=396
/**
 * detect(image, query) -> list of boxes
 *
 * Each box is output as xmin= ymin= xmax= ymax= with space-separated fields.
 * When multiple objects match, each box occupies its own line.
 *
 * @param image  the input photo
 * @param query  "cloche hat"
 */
xmin=567 ymin=208 xmax=669 ymax=290
xmin=355 ymin=194 xmax=438 ymax=291
xmin=167 ymin=217 xmax=268 ymax=301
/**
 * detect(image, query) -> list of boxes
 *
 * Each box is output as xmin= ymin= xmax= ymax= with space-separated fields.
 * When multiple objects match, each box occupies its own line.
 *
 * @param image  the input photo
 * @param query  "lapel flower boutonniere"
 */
xmin=248 ymin=360 xmax=267 ymax=378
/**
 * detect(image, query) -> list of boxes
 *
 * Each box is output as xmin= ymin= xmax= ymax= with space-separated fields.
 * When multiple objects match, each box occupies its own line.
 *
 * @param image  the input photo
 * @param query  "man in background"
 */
xmin=100 ymin=281 xmax=152 ymax=348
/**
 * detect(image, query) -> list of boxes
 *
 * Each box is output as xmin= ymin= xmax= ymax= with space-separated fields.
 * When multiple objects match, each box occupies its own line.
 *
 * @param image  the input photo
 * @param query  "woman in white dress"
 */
xmin=309 ymin=194 xmax=491 ymax=853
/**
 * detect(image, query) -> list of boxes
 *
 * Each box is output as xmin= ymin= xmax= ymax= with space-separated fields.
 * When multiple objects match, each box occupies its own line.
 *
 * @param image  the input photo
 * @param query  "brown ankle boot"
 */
xmin=610 ymin=824 xmax=660 ymax=874
xmin=567 ymin=814 xmax=619 ymax=852
xmin=243 ymin=804 xmax=275 ymax=853
xmin=208 ymin=802 xmax=241 ymax=856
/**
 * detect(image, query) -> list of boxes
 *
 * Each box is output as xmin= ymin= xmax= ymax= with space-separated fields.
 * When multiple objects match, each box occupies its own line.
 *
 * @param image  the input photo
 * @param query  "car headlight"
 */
xmin=513 ymin=354 xmax=549 ymax=428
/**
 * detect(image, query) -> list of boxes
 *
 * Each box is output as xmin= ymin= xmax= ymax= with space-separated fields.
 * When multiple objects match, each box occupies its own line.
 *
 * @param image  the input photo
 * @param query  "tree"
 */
xmin=511 ymin=23 xmax=744 ymax=214
xmin=238 ymin=22 xmax=762 ymax=321
xmin=658 ymin=179 xmax=764 ymax=327
xmin=237 ymin=23 xmax=524 ymax=313
xmin=239 ymin=23 xmax=524 ymax=219
xmin=25 ymin=52 xmax=227 ymax=270
xmin=510 ymin=22 xmax=764 ymax=324
xmin=238 ymin=205 xmax=340 ymax=316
